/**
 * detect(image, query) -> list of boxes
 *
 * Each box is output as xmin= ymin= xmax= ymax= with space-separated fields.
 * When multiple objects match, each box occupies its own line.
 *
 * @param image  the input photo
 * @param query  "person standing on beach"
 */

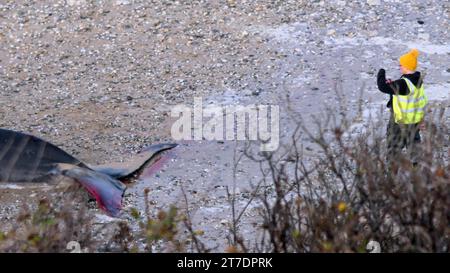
xmin=377 ymin=48 xmax=427 ymax=166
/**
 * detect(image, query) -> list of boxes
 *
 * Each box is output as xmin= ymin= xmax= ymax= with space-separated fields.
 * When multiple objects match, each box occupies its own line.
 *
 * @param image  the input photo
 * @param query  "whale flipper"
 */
xmin=91 ymin=143 xmax=177 ymax=179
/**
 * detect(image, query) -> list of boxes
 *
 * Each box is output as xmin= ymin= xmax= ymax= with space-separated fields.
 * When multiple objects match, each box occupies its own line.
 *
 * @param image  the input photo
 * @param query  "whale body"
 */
xmin=0 ymin=128 xmax=177 ymax=216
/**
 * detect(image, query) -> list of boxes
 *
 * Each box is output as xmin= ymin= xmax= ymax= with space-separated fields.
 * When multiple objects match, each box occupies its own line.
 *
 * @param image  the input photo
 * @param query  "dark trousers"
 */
xmin=386 ymin=112 xmax=421 ymax=164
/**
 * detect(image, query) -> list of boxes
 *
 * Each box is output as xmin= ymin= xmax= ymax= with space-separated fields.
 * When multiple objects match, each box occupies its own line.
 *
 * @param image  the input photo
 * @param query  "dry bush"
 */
xmin=0 ymin=90 xmax=447 ymax=253
xmin=106 ymin=188 xmax=207 ymax=253
xmin=0 ymin=187 xmax=95 ymax=252
xmin=236 ymin=96 xmax=449 ymax=252
xmin=0 ymin=185 xmax=205 ymax=253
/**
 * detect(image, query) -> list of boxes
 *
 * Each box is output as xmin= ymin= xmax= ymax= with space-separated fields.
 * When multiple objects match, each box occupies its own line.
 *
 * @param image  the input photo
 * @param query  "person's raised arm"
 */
xmin=377 ymin=69 xmax=409 ymax=95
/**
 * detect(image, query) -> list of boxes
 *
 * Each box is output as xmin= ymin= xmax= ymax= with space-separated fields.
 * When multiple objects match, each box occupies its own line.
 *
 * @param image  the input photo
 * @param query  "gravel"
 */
xmin=0 ymin=0 xmax=449 ymax=252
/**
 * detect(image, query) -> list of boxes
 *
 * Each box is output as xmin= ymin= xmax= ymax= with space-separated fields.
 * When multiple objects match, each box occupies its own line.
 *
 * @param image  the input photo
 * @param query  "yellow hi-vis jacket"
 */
xmin=393 ymin=77 xmax=427 ymax=124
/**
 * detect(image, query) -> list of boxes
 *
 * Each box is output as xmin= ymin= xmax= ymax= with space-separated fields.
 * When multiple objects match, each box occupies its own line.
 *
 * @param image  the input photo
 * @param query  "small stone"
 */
xmin=367 ymin=0 xmax=381 ymax=6
xmin=227 ymin=0 xmax=236 ymax=7
xmin=418 ymin=33 xmax=430 ymax=41
xmin=367 ymin=30 xmax=378 ymax=37
xmin=115 ymin=0 xmax=130 ymax=5
xmin=252 ymin=89 xmax=261 ymax=96
xmin=417 ymin=20 xmax=424 ymax=25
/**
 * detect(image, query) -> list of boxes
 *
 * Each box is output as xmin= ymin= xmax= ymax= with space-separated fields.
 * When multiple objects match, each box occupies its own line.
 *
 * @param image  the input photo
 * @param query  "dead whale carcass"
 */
xmin=0 ymin=128 xmax=177 ymax=216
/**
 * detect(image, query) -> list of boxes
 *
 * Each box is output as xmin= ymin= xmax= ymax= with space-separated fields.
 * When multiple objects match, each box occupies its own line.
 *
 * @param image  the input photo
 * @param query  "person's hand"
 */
xmin=378 ymin=68 xmax=386 ymax=75
xmin=419 ymin=121 xmax=426 ymax=131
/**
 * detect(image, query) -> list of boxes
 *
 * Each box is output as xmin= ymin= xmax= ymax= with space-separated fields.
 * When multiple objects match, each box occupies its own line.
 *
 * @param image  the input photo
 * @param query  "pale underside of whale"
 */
xmin=0 ymin=128 xmax=177 ymax=216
